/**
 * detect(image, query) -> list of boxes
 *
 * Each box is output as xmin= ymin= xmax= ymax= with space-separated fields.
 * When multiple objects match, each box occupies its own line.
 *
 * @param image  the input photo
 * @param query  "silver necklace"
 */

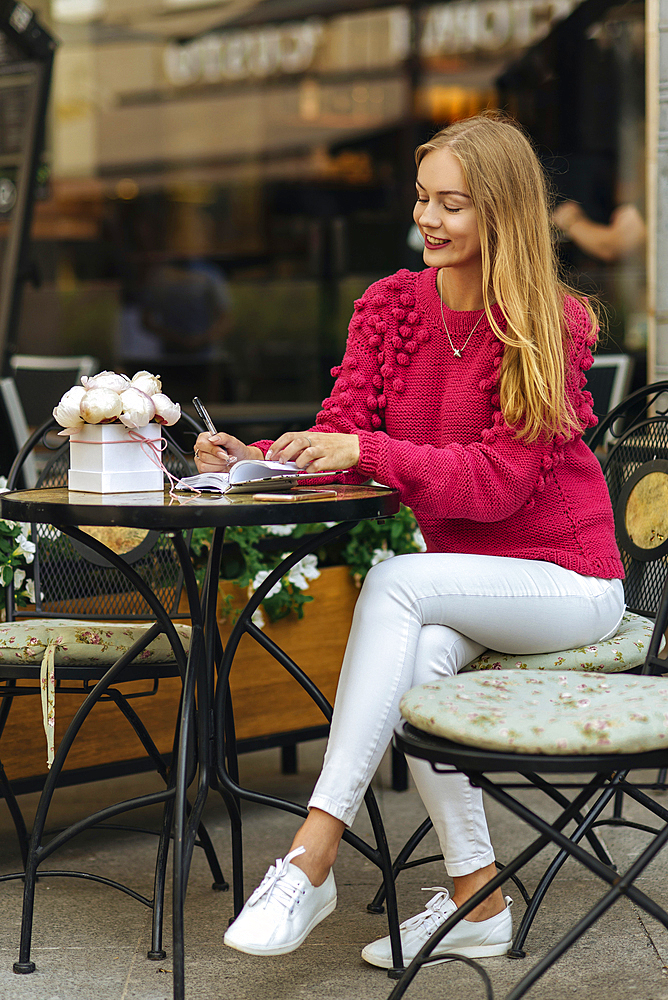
xmin=438 ymin=275 xmax=486 ymax=358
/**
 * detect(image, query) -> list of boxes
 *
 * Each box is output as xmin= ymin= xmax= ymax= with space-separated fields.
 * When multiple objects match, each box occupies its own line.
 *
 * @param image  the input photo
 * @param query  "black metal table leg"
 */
xmin=213 ymin=522 xmax=406 ymax=976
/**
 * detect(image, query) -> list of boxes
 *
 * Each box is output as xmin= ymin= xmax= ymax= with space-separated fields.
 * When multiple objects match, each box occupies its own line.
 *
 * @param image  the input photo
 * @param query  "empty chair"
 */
xmin=0 ymin=412 xmax=226 ymax=975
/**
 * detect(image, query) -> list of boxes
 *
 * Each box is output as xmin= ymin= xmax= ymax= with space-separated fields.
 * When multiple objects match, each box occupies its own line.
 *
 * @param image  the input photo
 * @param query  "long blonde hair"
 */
xmin=416 ymin=113 xmax=598 ymax=442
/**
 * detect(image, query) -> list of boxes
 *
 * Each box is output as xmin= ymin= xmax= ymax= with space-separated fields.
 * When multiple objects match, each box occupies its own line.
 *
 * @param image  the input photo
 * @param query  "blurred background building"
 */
xmin=0 ymin=0 xmax=650 ymax=416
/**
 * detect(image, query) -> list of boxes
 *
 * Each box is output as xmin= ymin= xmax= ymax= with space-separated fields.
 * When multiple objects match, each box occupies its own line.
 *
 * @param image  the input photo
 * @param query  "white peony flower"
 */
xmin=81 ymin=370 xmax=130 ymax=393
xmin=152 ymin=392 xmax=181 ymax=426
xmin=80 ymin=387 xmax=123 ymax=424
xmin=53 ymin=385 xmax=86 ymax=431
xmin=251 ymin=569 xmax=282 ymax=599
xmin=131 ymin=370 xmax=162 ymax=396
xmin=119 ymin=387 xmax=156 ymax=428
xmin=370 ymin=546 xmax=395 ymax=566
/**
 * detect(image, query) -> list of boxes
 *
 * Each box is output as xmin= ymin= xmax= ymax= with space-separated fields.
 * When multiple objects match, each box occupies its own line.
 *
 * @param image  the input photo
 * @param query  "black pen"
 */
xmin=192 ymin=396 xmax=218 ymax=437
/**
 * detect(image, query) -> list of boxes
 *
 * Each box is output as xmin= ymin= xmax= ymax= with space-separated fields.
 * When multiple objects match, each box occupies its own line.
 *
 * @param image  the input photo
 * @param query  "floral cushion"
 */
xmin=0 ymin=619 xmax=191 ymax=769
xmin=400 ymin=670 xmax=668 ymax=755
xmin=463 ymin=612 xmax=656 ymax=674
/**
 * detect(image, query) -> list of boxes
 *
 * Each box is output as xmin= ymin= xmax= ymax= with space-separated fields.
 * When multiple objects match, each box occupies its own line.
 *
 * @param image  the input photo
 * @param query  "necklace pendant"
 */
xmin=453 ymin=349 xmax=462 ymax=358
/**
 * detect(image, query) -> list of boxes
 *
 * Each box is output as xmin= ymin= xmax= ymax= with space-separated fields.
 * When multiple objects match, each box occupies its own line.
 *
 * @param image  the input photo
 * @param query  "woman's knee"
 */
xmin=413 ymin=625 xmax=486 ymax=685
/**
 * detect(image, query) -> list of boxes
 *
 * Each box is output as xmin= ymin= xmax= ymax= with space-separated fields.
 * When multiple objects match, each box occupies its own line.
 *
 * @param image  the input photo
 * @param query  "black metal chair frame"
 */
xmin=390 ymin=577 xmax=668 ymax=1000
xmin=0 ymin=414 xmax=228 ymax=977
xmin=366 ymin=381 xmax=668 ymax=958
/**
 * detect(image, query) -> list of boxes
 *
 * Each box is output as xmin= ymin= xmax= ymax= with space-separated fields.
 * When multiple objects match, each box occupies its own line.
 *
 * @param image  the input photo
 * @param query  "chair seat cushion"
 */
xmin=0 ymin=619 xmax=191 ymax=667
xmin=463 ymin=612 xmax=656 ymax=674
xmin=400 ymin=670 xmax=668 ymax=755
xmin=0 ymin=619 xmax=192 ymax=769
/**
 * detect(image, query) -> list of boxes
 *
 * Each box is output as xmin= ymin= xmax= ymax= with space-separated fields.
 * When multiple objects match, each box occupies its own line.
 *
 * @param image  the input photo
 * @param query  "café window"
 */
xmin=16 ymin=0 xmax=646 ymax=421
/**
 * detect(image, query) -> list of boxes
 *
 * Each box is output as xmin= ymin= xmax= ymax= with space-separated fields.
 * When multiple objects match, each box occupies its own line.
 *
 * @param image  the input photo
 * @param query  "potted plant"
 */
xmin=0 ymin=481 xmax=36 ymax=619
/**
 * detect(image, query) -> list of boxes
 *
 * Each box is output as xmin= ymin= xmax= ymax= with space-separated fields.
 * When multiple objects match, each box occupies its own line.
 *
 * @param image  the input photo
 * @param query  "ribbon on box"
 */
xmin=68 ymin=426 xmax=199 ymax=498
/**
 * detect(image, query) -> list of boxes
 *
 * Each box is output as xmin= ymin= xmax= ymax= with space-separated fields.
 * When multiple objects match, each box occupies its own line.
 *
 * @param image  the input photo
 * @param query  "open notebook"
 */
xmin=176 ymin=458 xmax=336 ymax=495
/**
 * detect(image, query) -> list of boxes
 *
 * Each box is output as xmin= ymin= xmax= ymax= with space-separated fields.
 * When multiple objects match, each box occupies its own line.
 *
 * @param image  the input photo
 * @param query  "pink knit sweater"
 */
xmin=262 ymin=267 xmax=624 ymax=579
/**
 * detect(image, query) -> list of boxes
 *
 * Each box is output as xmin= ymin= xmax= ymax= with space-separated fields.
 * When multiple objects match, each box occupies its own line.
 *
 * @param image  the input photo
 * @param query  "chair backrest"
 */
xmin=0 ymin=377 xmax=37 ymax=487
xmin=587 ymin=382 xmax=668 ymax=616
xmin=6 ymin=414 xmax=202 ymax=622
xmin=9 ymin=355 xmax=98 ymax=430
xmin=586 ymin=354 xmax=634 ymax=422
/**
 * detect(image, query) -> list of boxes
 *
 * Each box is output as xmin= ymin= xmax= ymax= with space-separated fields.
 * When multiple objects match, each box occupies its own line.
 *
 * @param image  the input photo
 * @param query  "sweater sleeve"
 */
xmin=354 ymin=427 xmax=550 ymax=523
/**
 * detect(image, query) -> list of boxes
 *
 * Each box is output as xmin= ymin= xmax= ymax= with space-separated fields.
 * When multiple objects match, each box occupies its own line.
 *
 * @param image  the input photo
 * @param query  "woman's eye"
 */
xmin=444 ymin=205 xmax=461 ymax=213
xmin=416 ymin=197 xmax=428 ymax=203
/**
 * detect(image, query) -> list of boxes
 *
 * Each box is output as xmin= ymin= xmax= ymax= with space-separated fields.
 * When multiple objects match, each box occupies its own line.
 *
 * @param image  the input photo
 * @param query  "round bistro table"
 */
xmin=0 ymin=483 xmax=402 ymax=999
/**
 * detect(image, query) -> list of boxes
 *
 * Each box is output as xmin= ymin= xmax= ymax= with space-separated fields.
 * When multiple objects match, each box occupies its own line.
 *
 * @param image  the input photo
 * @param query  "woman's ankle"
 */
xmin=287 ymin=809 xmax=345 ymax=887
xmin=452 ymin=864 xmax=507 ymax=921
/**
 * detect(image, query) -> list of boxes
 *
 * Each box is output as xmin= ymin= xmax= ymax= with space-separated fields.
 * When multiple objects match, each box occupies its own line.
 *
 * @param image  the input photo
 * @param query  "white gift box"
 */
xmin=68 ymin=422 xmax=164 ymax=493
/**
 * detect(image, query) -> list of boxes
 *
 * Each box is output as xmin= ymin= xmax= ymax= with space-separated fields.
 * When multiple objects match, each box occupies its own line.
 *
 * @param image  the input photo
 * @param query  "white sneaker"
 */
xmin=223 ymin=846 xmax=337 ymax=957
xmin=361 ymin=887 xmax=512 ymax=969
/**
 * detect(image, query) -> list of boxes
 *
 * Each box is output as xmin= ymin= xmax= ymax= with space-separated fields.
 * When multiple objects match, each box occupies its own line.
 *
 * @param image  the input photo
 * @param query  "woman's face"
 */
xmin=413 ymin=147 xmax=482 ymax=277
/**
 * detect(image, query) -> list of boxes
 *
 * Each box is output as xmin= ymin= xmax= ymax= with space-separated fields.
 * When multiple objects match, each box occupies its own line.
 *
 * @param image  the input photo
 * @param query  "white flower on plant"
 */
xmin=131 ymin=370 xmax=162 ymax=396
xmin=252 ymin=569 xmax=282 ymax=599
xmin=81 ymin=370 xmax=130 ymax=393
xmin=14 ymin=533 xmax=35 ymax=563
xmin=80 ymin=387 xmax=123 ymax=424
xmin=251 ymin=606 xmax=266 ymax=629
xmin=370 ymin=546 xmax=395 ymax=566
xmin=412 ymin=528 xmax=427 ymax=552
xmin=151 ymin=393 xmax=181 ymax=426
xmin=13 ymin=568 xmax=25 ymax=590
xmin=24 ymin=578 xmax=35 ymax=602
xmin=119 ymin=387 xmax=156 ymax=428
xmin=286 ymin=554 xmax=320 ymax=591
xmin=265 ymin=523 xmax=297 ymax=536
xmin=53 ymin=385 xmax=87 ymax=433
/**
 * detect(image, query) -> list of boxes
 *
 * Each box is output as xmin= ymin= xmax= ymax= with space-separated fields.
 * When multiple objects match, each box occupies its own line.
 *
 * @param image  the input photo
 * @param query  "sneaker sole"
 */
xmin=361 ymin=939 xmax=510 ymax=969
xmin=224 ymin=895 xmax=337 ymax=957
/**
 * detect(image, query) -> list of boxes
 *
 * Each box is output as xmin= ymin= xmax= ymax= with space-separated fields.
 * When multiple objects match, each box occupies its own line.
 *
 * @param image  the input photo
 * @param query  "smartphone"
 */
xmin=252 ymin=490 xmax=338 ymax=502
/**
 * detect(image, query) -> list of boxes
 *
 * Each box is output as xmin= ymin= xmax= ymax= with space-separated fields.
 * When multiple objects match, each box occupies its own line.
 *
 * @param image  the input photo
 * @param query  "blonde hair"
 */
xmin=416 ymin=113 xmax=598 ymax=442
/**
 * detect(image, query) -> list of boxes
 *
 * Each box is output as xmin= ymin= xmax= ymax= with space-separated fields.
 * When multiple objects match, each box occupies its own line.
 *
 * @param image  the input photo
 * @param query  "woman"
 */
xmin=194 ymin=113 xmax=625 ymax=966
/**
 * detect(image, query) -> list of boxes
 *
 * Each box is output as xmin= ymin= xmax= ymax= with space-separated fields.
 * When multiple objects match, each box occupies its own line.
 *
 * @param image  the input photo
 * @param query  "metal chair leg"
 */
xmin=148 ymin=795 xmax=175 ymax=961
xmin=0 ymin=757 xmax=29 ymax=868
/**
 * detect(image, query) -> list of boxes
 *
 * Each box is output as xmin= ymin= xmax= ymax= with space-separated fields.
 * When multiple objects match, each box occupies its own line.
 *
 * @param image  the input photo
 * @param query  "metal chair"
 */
xmin=392 ymin=573 xmax=668 ymax=1000
xmin=368 ymin=382 xmax=668 ymax=957
xmin=9 ymin=354 xmax=98 ymax=431
xmin=0 ymin=413 xmax=227 ymax=975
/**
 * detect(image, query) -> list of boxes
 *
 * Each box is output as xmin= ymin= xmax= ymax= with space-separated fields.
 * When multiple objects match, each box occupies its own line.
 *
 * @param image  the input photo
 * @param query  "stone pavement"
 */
xmin=0 ymin=740 xmax=667 ymax=1000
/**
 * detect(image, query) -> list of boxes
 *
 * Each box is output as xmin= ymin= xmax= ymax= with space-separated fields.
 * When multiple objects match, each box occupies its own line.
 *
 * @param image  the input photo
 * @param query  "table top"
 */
xmin=0 ymin=484 xmax=400 ymax=530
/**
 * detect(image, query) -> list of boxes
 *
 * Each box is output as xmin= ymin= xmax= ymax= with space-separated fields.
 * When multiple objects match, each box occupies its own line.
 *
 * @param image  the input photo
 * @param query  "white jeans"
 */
xmin=309 ymin=553 xmax=625 ymax=877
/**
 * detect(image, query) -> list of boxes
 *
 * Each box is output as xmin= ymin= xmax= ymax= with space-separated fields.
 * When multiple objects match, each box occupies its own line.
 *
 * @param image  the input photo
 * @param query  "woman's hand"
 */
xmin=194 ymin=432 xmax=263 ymax=473
xmin=266 ymin=431 xmax=360 ymax=472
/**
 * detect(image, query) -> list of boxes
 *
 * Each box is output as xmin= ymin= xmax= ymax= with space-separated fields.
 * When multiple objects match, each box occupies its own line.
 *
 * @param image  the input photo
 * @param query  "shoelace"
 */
xmin=247 ymin=845 xmax=307 ymax=911
xmin=401 ymin=887 xmax=455 ymax=934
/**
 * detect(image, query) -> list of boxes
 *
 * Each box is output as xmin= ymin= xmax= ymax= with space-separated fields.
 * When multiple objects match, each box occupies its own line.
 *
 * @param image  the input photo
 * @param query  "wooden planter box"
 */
xmin=0 ymin=565 xmax=359 ymax=789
